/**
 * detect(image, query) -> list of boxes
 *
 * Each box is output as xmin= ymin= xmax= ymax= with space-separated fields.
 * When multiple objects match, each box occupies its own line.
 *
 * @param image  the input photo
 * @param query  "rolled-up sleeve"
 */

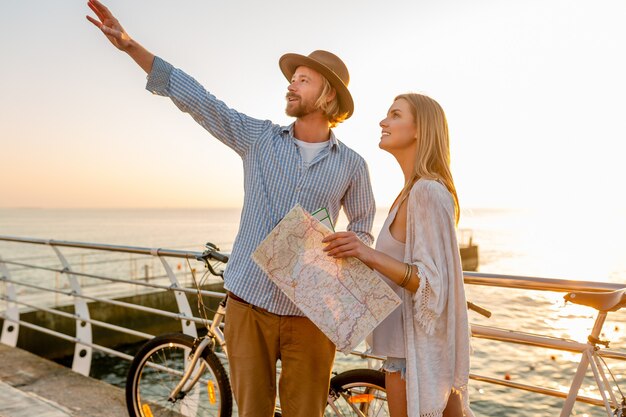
xmin=146 ymin=56 xmax=174 ymax=94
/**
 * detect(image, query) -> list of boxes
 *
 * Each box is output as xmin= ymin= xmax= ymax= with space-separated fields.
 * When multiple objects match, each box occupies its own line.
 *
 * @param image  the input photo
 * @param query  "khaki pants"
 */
xmin=224 ymin=297 xmax=336 ymax=417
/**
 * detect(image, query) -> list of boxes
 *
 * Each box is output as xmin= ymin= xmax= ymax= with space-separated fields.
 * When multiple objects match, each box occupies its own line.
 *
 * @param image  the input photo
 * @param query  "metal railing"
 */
xmin=0 ymin=234 xmax=625 ymax=409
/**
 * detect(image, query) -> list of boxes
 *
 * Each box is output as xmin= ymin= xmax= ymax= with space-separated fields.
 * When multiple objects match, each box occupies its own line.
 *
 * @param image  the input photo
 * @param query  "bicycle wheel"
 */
xmin=126 ymin=333 xmax=232 ymax=417
xmin=325 ymin=369 xmax=389 ymax=417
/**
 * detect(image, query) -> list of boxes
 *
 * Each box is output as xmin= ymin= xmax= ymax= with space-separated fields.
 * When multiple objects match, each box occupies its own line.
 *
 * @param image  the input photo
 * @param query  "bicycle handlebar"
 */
xmin=196 ymin=242 xmax=229 ymax=276
xmin=198 ymin=242 xmax=229 ymax=262
xmin=206 ymin=251 xmax=229 ymax=264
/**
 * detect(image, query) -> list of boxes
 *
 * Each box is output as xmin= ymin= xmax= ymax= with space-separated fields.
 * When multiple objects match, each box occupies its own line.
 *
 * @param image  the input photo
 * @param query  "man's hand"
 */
xmin=86 ymin=0 xmax=132 ymax=51
xmin=86 ymin=0 xmax=155 ymax=74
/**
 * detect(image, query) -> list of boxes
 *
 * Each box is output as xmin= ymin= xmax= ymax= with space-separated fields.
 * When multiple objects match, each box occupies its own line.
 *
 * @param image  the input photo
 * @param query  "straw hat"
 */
xmin=279 ymin=50 xmax=354 ymax=119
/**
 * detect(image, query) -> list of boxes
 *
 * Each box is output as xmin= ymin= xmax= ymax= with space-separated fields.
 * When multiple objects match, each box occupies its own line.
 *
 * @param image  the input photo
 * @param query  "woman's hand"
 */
xmin=322 ymin=232 xmax=373 ymax=265
xmin=324 ymin=232 xmax=420 ymax=291
xmin=86 ymin=0 xmax=133 ymax=52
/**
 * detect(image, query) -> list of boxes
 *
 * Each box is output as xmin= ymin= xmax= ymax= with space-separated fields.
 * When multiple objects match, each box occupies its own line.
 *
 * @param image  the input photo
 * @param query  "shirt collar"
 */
xmin=282 ymin=123 xmax=340 ymax=151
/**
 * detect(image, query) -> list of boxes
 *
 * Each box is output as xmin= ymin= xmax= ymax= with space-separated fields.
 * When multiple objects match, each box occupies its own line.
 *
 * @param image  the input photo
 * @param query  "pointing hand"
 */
xmin=86 ymin=0 xmax=132 ymax=51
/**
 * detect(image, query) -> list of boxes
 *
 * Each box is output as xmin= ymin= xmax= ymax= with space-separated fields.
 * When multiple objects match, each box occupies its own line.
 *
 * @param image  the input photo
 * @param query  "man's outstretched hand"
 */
xmin=86 ymin=0 xmax=155 ymax=73
xmin=86 ymin=0 xmax=132 ymax=51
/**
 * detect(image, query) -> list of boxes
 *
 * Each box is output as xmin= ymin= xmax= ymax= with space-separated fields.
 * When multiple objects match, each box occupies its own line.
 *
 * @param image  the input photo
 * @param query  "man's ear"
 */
xmin=326 ymin=87 xmax=337 ymax=104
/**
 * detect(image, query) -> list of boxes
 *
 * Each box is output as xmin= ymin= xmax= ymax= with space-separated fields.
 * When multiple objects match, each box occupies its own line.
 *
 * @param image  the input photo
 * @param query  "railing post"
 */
xmin=51 ymin=245 xmax=93 ymax=376
xmin=0 ymin=256 xmax=19 ymax=347
xmin=152 ymin=250 xmax=197 ymax=338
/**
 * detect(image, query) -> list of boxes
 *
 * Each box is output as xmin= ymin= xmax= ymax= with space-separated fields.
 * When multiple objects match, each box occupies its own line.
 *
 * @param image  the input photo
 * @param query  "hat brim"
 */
xmin=279 ymin=53 xmax=354 ymax=119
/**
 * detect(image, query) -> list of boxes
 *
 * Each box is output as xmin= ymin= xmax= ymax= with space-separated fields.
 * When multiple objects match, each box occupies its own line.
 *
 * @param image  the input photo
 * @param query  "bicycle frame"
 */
xmin=560 ymin=311 xmax=621 ymax=417
xmin=167 ymin=297 xmax=228 ymax=402
xmin=472 ymin=312 xmax=626 ymax=416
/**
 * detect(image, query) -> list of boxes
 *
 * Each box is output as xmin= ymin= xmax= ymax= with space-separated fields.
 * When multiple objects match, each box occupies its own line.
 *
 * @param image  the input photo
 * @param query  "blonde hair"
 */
xmin=315 ymin=78 xmax=349 ymax=128
xmin=395 ymin=93 xmax=460 ymax=224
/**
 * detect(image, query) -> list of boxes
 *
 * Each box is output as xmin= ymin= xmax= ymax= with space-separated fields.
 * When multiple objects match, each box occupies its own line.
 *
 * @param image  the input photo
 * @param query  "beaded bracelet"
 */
xmin=399 ymin=263 xmax=412 ymax=288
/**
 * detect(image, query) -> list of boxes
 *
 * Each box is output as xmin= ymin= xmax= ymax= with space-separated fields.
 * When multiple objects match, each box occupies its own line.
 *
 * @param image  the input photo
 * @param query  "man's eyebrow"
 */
xmin=292 ymin=73 xmax=312 ymax=81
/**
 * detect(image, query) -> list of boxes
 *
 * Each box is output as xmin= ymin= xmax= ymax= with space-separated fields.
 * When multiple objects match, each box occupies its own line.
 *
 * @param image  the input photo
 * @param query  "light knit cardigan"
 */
xmin=401 ymin=179 xmax=474 ymax=417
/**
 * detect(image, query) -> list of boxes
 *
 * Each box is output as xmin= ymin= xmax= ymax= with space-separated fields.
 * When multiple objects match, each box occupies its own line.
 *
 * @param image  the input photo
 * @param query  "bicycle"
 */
xmin=558 ymin=288 xmax=626 ymax=416
xmin=125 ymin=243 xmax=391 ymax=417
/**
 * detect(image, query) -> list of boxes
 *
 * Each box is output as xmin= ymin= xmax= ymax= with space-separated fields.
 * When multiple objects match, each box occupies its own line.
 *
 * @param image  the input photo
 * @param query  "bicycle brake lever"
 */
xmin=205 ymin=242 xmax=220 ymax=251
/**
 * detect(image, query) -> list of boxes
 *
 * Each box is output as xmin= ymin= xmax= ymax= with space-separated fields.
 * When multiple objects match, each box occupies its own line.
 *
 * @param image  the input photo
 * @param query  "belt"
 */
xmin=227 ymin=291 xmax=250 ymax=305
xmin=226 ymin=292 xmax=299 ymax=317
xmin=227 ymin=292 xmax=272 ymax=313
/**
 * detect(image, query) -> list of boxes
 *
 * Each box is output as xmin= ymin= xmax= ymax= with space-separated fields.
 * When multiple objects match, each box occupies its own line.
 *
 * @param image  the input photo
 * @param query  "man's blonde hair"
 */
xmin=315 ymin=78 xmax=349 ymax=128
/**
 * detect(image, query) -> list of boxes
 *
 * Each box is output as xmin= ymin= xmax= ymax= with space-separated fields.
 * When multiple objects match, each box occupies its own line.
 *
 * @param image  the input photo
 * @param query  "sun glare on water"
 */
xmin=508 ymin=205 xmax=626 ymax=282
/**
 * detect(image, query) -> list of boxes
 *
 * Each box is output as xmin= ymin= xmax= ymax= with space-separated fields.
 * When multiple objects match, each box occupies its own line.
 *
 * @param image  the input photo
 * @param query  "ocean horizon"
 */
xmin=1 ymin=206 xmax=624 ymax=281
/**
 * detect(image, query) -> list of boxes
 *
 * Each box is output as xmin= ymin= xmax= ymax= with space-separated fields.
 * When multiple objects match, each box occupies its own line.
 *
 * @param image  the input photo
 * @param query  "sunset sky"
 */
xmin=1 ymin=0 xmax=625 ymax=210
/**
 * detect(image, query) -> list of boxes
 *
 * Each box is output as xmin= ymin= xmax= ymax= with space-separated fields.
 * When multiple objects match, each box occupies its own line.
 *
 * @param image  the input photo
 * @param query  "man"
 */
xmin=87 ymin=1 xmax=375 ymax=415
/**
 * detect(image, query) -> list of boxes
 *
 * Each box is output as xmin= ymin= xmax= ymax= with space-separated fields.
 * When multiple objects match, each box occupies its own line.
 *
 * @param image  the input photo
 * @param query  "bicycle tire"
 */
xmin=126 ymin=333 xmax=232 ymax=417
xmin=325 ymin=368 xmax=389 ymax=416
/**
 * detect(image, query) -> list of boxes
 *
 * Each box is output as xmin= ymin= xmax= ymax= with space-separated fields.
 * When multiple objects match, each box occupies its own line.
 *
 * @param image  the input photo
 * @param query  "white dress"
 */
xmin=370 ymin=204 xmax=406 ymax=358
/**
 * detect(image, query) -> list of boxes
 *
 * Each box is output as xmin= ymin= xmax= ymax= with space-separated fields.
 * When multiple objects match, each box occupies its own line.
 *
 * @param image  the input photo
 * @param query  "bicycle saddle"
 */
xmin=564 ymin=289 xmax=626 ymax=312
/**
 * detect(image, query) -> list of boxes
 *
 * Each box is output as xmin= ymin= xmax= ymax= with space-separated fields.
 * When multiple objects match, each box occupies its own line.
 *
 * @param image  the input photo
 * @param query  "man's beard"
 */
xmin=285 ymin=93 xmax=317 ymax=118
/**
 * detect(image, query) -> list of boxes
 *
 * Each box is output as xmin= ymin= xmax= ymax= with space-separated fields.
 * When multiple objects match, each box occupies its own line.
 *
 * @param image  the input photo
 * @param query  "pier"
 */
xmin=0 ymin=343 xmax=125 ymax=417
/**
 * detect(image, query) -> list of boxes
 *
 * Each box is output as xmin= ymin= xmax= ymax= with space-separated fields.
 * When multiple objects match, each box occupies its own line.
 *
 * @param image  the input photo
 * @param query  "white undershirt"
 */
xmin=294 ymin=139 xmax=328 ymax=165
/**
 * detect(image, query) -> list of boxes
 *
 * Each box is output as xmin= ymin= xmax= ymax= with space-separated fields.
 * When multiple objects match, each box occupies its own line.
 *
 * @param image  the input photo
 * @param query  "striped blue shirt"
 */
xmin=147 ymin=57 xmax=376 ymax=316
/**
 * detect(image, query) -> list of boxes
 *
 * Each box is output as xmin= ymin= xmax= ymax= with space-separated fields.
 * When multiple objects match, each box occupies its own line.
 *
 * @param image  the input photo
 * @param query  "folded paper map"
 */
xmin=252 ymin=205 xmax=402 ymax=353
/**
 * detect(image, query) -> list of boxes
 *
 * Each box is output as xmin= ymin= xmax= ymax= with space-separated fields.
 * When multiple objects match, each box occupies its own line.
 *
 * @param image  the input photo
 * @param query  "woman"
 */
xmin=323 ymin=93 xmax=473 ymax=417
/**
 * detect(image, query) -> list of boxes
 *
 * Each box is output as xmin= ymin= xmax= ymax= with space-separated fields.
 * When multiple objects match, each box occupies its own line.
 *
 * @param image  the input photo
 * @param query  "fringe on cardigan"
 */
xmin=413 ymin=263 xmax=437 ymax=335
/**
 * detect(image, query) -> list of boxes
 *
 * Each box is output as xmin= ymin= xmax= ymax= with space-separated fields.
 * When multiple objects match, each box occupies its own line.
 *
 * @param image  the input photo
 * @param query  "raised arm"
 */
xmin=86 ymin=0 xmax=154 ymax=73
xmin=87 ymin=0 xmax=270 ymax=155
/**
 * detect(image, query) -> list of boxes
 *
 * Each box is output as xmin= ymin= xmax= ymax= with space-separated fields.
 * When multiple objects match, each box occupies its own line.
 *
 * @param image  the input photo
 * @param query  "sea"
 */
xmin=1 ymin=207 xmax=626 ymax=417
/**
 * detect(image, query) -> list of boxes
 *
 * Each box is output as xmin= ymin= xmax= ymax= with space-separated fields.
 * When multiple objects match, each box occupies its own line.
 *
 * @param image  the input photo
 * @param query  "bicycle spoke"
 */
xmin=128 ymin=335 xmax=231 ymax=417
xmin=327 ymin=385 xmax=388 ymax=416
